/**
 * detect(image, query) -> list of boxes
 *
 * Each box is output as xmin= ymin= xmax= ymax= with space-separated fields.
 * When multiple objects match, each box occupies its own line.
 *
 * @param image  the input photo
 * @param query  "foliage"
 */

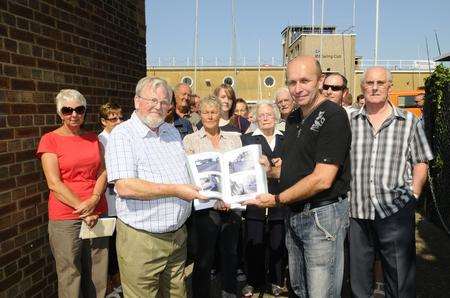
xmin=423 ymin=64 xmax=450 ymax=230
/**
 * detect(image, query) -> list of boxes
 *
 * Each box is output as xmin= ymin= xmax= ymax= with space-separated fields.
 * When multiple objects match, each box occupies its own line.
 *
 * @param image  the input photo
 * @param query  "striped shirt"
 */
xmin=349 ymin=104 xmax=433 ymax=219
xmin=105 ymin=112 xmax=192 ymax=233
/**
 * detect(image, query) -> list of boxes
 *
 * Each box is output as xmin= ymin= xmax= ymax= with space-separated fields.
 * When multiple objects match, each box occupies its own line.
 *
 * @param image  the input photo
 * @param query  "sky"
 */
xmin=146 ymin=0 xmax=450 ymax=66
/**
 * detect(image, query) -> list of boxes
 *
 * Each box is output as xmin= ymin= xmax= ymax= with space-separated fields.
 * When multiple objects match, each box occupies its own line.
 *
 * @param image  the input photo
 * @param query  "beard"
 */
xmin=142 ymin=115 xmax=164 ymax=128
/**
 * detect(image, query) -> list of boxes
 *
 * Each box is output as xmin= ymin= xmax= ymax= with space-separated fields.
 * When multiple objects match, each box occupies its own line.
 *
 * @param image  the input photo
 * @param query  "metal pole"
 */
xmin=193 ymin=0 xmax=199 ymax=92
xmin=258 ymin=39 xmax=262 ymax=100
xmin=312 ymin=0 xmax=315 ymax=31
xmin=231 ymin=0 xmax=238 ymax=92
xmin=434 ymin=29 xmax=442 ymax=56
xmin=352 ymin=0 xmax=356 ymax=29
xmin=374 ymin=0 xmax=379 ymax=65
xmin=319 ymin=0 xmax=325 ymax=63
xmin=425 ymin=37 xmax=432 ymax=73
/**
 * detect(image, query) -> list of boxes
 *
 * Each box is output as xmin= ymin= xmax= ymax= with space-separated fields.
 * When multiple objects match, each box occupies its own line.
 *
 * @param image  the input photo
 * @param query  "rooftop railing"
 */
xmin=356 ymin=59 xmax=436 ymax=71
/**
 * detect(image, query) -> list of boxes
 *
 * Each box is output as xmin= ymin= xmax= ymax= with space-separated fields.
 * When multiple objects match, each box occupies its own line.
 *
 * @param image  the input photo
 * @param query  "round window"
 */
xmin=181 ymin=76 xmax=193 ymax=87
xmin=264 ymin=75 xmax=275 ymax=88
xmin=223 ymin=76 xmax=234 ymax=86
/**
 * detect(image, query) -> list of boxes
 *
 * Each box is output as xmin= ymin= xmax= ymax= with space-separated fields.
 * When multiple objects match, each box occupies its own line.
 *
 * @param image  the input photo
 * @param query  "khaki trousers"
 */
xmin=48 ymin=220 xmax=109 ymax=298
xmin=116 ymin=219 xmax=187 ymax=298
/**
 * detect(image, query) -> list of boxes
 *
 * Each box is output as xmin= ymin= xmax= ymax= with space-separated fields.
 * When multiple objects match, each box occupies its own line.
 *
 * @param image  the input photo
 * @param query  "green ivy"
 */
xmin=423 ymin=64 xmax=450 ymax=230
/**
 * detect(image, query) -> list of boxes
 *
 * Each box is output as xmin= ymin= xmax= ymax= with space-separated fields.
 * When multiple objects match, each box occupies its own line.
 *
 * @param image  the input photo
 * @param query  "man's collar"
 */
xmin=353 ymin=101 xmax=406 ymax=120
xmin=131 ymin=111 xmax=168 ymax=138
xmin=252 ymin=128 xmax=283 ymax=137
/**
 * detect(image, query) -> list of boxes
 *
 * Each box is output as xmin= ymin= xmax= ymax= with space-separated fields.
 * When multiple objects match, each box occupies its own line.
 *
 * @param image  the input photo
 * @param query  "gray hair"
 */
xmin=135 ymin=76 xmax=173 ymax=100
xmin=55 ymin=89 xmax=87 ymax=116
xmin=360 ymin=66 xmax=393 ymax=85
xmin=254 ymin=101 xmax=280 ymax=123
xmin=173 ymin=83 xmax=191 ymax=95
xmin=199 ymin=95 xmax=221 ymax=112
xmin=274 ymin=87 xmax=291 ymax=101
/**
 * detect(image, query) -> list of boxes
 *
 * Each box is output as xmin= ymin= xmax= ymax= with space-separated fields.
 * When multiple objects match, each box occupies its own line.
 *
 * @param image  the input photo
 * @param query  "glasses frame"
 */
xmin=61 ymin=106 xmax=86 ymax=116
xmin=137 ymin=95 xmax=170 ymax=107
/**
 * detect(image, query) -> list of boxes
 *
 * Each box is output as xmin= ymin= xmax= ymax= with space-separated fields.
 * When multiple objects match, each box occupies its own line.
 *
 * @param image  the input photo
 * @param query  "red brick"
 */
xmin=36 ymin=82 xmax=58 ymax=92
xmin=11 ymin=54 xmax=36 ymax=67
xmin=0 ymin=129 xmax=14 ymax=140
xmin=19 ymin=194 xmax=41 ymax=209
xmin=14 ymin=127 xmax=40 ymax=138
xmin=0 ymin=141 xmax=7 ymax=153
xmin=9 ymin=163 xmax=21 ymax=176
xmin=36 ymin=36 xmax=56 ymax=49
xmin=22 ymin=235 xmax=45 ymax=254
xmin=19 ymin=216 xmax=42 ymax=233
xmin=0 ymin=226 xmax=18 ymax=242
xmin=24 ymin=258 xmax=45 ymax=277
xmin=16 ymin=172 xmax=41 ymax=186
xmin=37 ymin=58 xmax=58 ymax=71
xmin=18 ymin=255 xmax=30 ymax=268
xmin=12 ymin=104 xmax=37 ymax=114
xmin=8 ymin=2 xmax=33 ymax=19
xmin=0 ymin=270 xmax=22 ymax=291
xmin=0 ymin=50 xmax=10 ymax=63
xmin=9 ymin=27 xmax=34 ymax=43
xmin=3 ymin=65 xmax=18 ymax=77
xmin=4 ymin=39 xmax=18 ymax=52
xmin=21 ymin=115 xmax=33 ymax=126
xmin=0 ymin=248 xmax=20 ymax=267
xmin=11 ymin=79 xmax=35 ymax=91
xmin=0 ymin=24 xmax=7 ymax=36
xmin=32 ymin=46 xmax=43 ymax=57
xmin=0 ymin=177 xmax=17 ymax=192
xmin=0 ymin=76 xmax=10 ymax=89
xmin=59 ymin=63 xmax=76 ymax=73
xmin=0 ymin=202 xmax=17 ymax=217
xmin=34 ymin=12 xmax=56 ymax=27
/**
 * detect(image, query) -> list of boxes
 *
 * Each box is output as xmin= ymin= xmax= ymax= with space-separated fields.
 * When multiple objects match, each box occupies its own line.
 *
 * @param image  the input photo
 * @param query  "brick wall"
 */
xmin=0 ymin=1 xmax=146 ymax=296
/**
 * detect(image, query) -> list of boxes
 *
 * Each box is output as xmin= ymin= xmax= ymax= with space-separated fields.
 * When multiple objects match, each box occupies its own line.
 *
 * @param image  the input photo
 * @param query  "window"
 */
xmin=397 ymin=96 xmax=418 ymax=108
xmin=223 ymin=76 xmax=234 ymax=86
xmin=181 ymin=76 xmax=193 ymax=87
xmin=263 ymin=75 xmax=275 ymax=88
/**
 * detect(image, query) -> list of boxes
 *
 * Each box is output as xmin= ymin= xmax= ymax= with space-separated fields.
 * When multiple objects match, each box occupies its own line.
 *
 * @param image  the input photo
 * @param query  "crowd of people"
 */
xmin=37 ymin=55 xmax=432 ymax=298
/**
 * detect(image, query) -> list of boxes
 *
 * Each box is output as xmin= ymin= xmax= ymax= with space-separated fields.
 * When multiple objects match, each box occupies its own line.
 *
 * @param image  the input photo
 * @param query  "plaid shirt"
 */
xmin=105 ymin=112 xmax=192 ymax=233
xmin=349 ymin=104 xmax=433 ymax=219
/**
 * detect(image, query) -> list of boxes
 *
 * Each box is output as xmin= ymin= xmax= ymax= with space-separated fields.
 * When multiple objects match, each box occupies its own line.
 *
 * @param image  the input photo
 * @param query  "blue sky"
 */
xmin=146 ymin=0 xmax=450 ymax=66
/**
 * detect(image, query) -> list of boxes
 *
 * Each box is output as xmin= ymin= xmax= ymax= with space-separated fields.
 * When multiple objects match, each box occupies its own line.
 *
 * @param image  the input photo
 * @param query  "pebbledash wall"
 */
xmin=0 ymin=1 xmax=146 ymax=296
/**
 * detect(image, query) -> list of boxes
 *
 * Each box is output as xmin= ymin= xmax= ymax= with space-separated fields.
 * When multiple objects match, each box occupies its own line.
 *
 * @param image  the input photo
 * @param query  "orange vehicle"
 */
xmin=389 ymin=90 xmax=424 ymax=117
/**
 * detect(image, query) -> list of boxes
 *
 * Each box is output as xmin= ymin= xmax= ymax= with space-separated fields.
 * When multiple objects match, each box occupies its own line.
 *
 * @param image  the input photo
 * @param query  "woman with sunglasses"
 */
xmin=37 ymin=89 xmax=108 ymax=297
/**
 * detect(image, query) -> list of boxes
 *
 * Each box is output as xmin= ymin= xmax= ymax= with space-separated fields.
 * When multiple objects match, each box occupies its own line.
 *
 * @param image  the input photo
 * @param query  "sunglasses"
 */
xmin=323 ymin=84 xmax=346 ymax=91
xmin=61 ymin=106 xmax=86 ymax=116
xmin=106 ymin=116 xmax=124 ymax=122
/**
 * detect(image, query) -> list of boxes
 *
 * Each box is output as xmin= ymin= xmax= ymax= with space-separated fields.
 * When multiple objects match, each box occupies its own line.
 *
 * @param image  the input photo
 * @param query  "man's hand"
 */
xmin=213 ymin=200 xmax=231 ymax=212
xmin=242 ymin=193 xmax=276 ymax=208
xmin=73 ymin=197 xmax=97 ymax=218
xmin=174 ymin=184 xmax=208 ymax=202
xmin=83 ymin=214 xmax=99 ymax=228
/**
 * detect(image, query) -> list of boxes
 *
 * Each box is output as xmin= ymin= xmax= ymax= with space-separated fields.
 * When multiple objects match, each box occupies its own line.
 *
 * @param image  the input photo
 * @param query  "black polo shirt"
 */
xmin=280 ymin=100 xmax=351 ymax=210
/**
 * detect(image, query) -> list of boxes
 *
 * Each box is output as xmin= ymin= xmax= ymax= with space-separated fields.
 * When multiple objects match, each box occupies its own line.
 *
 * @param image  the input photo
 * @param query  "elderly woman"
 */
xmin=184 ymin=95 xmax=243 ymax=297
xmin=241 ymin=103 xmax=286 ymax=297
xmin=37 ymin=89 xmax=108 ymax=297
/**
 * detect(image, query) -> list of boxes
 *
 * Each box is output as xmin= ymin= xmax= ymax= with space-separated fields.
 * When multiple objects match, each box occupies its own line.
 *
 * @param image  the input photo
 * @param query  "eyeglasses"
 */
xmin=364 ymin=80 xmax=388 ymax=88
xmin=61 ymin=106 xmax=86 ymax=116
xmin=257 ymin=113 xmax=275 ymax=119
xmin=323 ymin=84 xmax=346 ymax=91
xmin=106 ymin=116 xmax=124 ymax=122
xmin=138 ymin=95 xmax=170 ymax=107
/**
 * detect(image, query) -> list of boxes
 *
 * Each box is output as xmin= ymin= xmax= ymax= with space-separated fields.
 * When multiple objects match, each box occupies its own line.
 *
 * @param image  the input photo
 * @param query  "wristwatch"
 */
xmin=274 ymin=194 xmax=282 ymax=207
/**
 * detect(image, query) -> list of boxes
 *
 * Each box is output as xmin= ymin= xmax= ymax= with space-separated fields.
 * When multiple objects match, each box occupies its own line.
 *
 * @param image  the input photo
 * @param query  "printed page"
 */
xmin=79 ymin=217 xmax=116 ymax=239
xmin=187 ymin=151 xmax=224 ymax=210
xmin=222 ymin=144 xmax=268 ymax=204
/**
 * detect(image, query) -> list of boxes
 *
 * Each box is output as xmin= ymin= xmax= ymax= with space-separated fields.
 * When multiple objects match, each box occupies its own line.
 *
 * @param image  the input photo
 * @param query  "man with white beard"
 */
xmin=105 ymin=76 xmax=206 ymax=297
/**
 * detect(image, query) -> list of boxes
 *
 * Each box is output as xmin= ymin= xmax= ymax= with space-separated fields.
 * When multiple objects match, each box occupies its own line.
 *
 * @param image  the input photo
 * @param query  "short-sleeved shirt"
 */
xmin=105 ymin=111 xmax=192 ymax=233
xmin=37 ymin=131 xmax=107 ymax=220
xmin=349 ymin=104 xmax=433 ymax=219
xmin=280 ymin=100 xmax=351 ymax=210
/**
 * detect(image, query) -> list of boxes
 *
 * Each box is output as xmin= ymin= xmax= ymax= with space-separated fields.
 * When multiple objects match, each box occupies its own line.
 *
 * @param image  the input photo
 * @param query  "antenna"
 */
xmin=231 ymin=0 xmax=238 ymax=92
xmin=425 ymin=37 xmax=432 ymax=73
xmin=434 ymin=30 xmax=442 ymax=56
xmin=319 ymin=0 xmax=325 ymax=63
xmin=312 ymin=0 xmax=315 ymax=31
xmin=258 ymin=39 xmax=262 ymax=100
xmin=374 ymin=0 xmax=380 ymax=65
xmin=352 ymin=0 xmax=356 ymax=29
xmin=193 ymin=0 xmax=199 ymax=93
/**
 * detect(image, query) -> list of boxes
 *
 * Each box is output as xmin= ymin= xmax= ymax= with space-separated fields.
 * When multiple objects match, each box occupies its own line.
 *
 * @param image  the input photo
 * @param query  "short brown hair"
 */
xmin=99 ymin=102 xmax=122 ymax=120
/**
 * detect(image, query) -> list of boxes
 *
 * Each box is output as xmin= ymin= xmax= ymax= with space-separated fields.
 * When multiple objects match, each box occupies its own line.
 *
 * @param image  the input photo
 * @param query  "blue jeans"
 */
xmin=286 ymin=198 xmax=349 ymax=298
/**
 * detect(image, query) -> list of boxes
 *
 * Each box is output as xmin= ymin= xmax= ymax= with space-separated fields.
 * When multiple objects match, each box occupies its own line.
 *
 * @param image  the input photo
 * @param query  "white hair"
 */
xmin=135 ymin=76 xmax=173 ymax=100
xmin=254 ymin=101 xmax=280 ymax=123
xmin=55 ymin=89 xmax=86 ymax=116
xmin=360 ymin=66 xmax=393 ymax=85
xmin=274 ymin=87 xmax=291 ymax=101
